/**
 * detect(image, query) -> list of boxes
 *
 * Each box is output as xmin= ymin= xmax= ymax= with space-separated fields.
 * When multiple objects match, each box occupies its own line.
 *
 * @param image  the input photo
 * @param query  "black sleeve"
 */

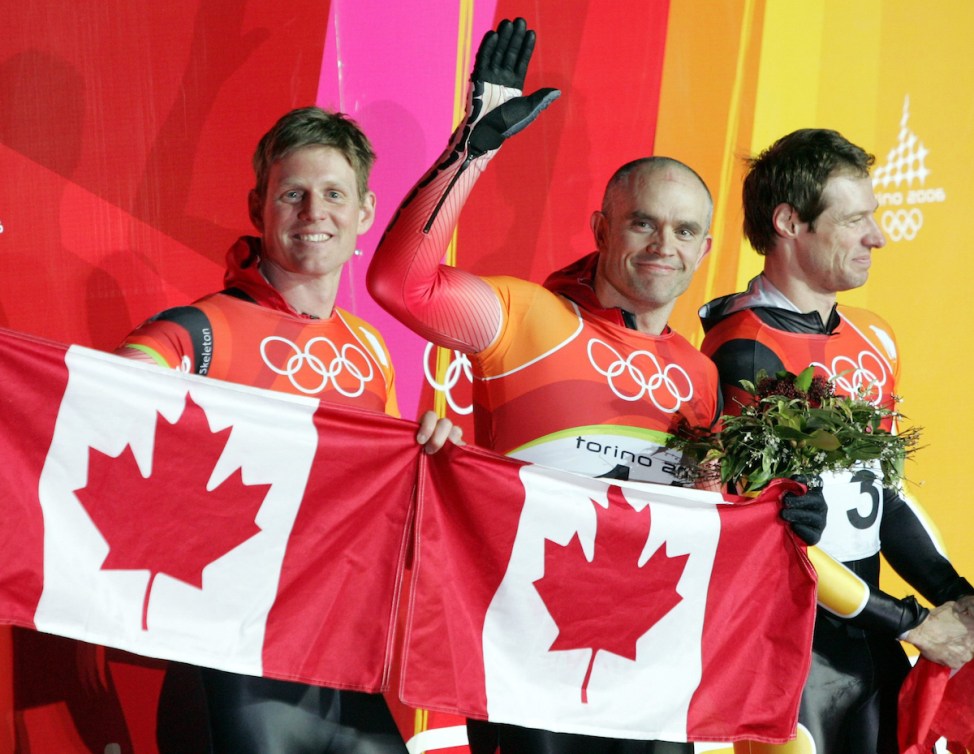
xmin=708 ymin=338 xmax=785 ymax=404
xmin=881 ymin=487 xmax=974 ymax=605
xmin=839 ymin=585 xmax=929 ymax=637
xmin=145 ymin=306 xmax=215 ymax=376
xmin=710 ymin=386 xmax=723 ymax=429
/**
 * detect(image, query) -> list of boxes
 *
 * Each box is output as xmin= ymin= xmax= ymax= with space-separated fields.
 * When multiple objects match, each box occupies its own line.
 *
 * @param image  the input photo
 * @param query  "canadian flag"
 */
xmin=1 ymin=327 xmax=416 ymax=691
xmin=0 ymin=326 xmax=819 ymax=743
xmin=403 ymin=446 xmax=818 ymax=744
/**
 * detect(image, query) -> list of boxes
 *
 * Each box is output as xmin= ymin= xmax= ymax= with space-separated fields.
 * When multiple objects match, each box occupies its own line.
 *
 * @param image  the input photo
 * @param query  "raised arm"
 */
xmin=367 ymin=17 xmax=559 ymax=354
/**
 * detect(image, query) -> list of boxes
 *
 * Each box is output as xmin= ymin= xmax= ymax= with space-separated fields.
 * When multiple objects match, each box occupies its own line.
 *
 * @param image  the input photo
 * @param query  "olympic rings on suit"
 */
xmin=423 ymin=343 xmax=474 ymax=415
xmin=811 ymin=350 xmax=889 ymax=405
xmin=260 ymin=335 xmax=375 ymax=396
xmin=586 ymin=338 xmax=693 ymax=412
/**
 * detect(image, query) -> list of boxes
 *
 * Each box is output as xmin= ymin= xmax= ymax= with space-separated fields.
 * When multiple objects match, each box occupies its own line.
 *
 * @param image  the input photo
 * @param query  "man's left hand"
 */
xmin=780 ymin=483 xmax=827 ymax=546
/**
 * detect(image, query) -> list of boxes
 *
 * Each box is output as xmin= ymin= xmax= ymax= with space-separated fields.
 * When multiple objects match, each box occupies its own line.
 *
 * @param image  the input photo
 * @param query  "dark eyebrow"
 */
xmin=629 ymin=210 xmax=657 ymax=224
xmin=677 ymin=220 xmax=705 ymax=234
xmin=629 ymin=210 xmax=704 ymax=234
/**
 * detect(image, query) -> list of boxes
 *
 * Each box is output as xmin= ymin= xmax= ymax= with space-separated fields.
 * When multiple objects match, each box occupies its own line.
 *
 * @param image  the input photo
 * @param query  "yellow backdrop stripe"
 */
xmin=432 ymin=0 xmax=475 ymax=420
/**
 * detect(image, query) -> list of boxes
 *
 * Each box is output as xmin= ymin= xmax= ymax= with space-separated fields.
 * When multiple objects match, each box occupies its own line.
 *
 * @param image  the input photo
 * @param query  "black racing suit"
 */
xmin=699 ymin=275 xmax=973 ymax=753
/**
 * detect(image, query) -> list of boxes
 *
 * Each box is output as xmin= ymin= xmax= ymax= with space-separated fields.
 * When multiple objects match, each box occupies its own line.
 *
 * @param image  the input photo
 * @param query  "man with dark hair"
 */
xmin=118 ymin=105 xmax=459 ymax=753
xmin=699 ymin=127 xmax=974 ymax=753
xmin=368 ymin=19 xmax=825 ymax=754
xmin=740 ymin=128 xmax=876 ymax=257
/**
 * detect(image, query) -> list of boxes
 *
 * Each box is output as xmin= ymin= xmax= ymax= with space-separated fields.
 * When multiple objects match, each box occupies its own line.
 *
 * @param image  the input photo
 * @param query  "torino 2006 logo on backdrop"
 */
xmin=873 ymin=95 xmax=946 ymax=242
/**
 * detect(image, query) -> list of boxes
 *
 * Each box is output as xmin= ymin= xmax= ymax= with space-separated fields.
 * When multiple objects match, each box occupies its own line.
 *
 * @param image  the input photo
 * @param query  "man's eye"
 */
xmin=283 ymin=191 xmax=302 ymax=202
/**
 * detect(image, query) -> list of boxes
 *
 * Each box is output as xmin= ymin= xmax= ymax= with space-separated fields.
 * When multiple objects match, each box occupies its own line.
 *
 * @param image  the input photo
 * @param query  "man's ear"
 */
xmin=358 ymin=191 xmax=377 ymax=234
xmin=693 ymin=234 xmax=713 ymax=271
xmin=772 ymin=202 xmax=801 ymax=239
xmin=590 ymin=210 xmax=607 ymax=249
xmin=248 ymin=189 xmax=264 ymax=233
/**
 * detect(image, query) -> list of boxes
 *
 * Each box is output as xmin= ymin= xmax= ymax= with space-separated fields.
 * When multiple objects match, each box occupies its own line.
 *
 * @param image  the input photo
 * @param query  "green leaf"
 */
xmin=746 ymin=467 xmax=773 ymax=492
xmin=774 ymin=426 xmax=809 ymax=441
xmin=807 ymin=429 xmax=841 ymax=451
xmin=795 ymin=366 xmax=815 ymax=393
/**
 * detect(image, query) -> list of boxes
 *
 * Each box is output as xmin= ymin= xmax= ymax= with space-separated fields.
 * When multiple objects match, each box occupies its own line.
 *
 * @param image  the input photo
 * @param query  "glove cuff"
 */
xmin=852 ymin=592 xmax=930 ymax=637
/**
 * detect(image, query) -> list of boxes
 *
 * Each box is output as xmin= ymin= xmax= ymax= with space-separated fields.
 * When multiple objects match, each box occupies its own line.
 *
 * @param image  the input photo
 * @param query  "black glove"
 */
xmin=467 ymin=17 xmax=560 ymax=157
xmin=474 ymin=17 xmax=536 ymax=90
xmin=780 ymin=475 xmax=827 ymax=546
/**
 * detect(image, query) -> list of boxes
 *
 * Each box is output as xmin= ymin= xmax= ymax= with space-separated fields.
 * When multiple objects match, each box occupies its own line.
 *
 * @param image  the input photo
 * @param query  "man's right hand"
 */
xmin=467 ymin=17 xmax=561 ymax=156
xmin=904 ymin=600 xmax=974 ymax=669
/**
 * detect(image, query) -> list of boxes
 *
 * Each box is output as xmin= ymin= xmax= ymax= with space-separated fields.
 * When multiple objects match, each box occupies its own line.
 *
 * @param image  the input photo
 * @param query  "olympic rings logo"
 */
xmin=423 ymin=343 xmax=473 ymax=415
xmin=881 ymin=208 xmax=923 ymax=242
xmin=587 ymin=338 xmax=693 ymax=412
xmin=260 ymin=335 xmax=374 ymax=396
xmin=810 ymin=351 xmax=888 ymax=405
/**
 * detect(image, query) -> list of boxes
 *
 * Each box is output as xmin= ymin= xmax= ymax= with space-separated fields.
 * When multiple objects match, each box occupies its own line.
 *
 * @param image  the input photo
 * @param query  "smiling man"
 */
xmin=367 ymin=18 xmax=721 ymax=492
xmin=367 ymin=18 xmax=751 ymax=754
xmin=699 ymin=128 xmax=974 ymax=754
xmin=592 ymin=158 xmax=715 ymax=334
xmin=116 ymin=106 xmax=459 ymax=754
xmin=248 ymin=139 xmax=376 ymax=317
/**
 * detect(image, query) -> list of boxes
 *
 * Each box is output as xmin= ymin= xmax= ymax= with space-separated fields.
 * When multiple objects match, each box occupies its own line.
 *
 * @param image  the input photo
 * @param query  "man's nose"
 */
xmin=301 ymin=193 xmax=327 ymax=220
xmin=868 ymin=216 xmax=886 ymax=249
xmin=647 ymin=230 xmax=672 ymax=254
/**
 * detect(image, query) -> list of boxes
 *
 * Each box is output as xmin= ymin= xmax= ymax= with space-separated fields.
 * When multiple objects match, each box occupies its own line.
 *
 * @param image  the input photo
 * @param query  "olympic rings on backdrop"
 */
xmin=881 ymin=208 xmax=923 ymax=241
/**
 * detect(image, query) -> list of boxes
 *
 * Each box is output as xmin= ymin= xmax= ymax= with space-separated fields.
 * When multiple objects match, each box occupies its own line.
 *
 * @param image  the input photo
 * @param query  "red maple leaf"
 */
xmin=533 ymin=485 xmax=689 ymax=703
xmin=75 ymin=393 xmax=270 ymax=631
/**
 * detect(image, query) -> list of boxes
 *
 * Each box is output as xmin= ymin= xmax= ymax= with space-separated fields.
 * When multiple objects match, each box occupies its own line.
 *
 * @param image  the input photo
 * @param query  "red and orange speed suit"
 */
xmin=368 ymin=159 xmax=718 ymax=492
xmin=700 ymin=274 xmax=973 ymax=754
xmin=117 ymin=235 xmax=406 ymax=754
xmin=120 ymin=236 xmax=398 ymax=414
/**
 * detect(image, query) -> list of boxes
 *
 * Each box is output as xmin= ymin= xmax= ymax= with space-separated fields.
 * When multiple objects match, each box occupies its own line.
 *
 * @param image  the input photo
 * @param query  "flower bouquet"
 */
xmin=669 ymin=366 xmax=921 ymax=494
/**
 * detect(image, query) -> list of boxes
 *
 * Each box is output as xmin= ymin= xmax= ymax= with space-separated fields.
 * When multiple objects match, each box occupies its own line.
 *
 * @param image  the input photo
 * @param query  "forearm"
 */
xmin=115 ymin=316 xmax=194 ymax=370
xmin=367 ymin=86 xmax=517 ymax=354
xmin=881 ymin=488 xmax=974 ymax=604
xmin=809 ymin=546 xmax=928 ymax=637
xmin=369 ymin=19 xmax=558 ymax=355
xmin=367 ymin=146 xmax=501 ymax=353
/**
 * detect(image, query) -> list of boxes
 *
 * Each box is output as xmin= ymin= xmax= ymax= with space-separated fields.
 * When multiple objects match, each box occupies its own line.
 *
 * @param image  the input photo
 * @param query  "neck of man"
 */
xmin=593 ymin=278 xmax=674 ymax=336
xmin=259 ymin=260 xmax=339 ymax=320
xmin=761 ymin=264 xmax=837 ymax=328
xmin=629 ymin=308 xmax=671 ymax=336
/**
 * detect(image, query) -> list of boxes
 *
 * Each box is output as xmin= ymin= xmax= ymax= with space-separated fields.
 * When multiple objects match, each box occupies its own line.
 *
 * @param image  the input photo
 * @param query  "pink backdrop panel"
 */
xmin=320 ymin=1 xmax=499 ymax=419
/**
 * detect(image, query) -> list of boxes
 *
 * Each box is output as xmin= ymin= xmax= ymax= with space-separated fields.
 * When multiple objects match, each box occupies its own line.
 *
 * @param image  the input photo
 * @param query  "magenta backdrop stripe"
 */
xmin=314 ymin=1 xmax=498 ymax=419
